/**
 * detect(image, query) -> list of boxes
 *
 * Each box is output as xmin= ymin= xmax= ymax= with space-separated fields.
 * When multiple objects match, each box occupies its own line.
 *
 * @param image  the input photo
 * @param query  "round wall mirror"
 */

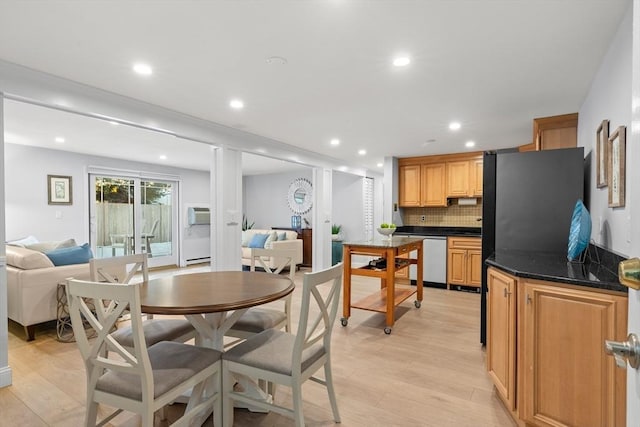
xmin=287 ymin=178 xmax=313 ymax=214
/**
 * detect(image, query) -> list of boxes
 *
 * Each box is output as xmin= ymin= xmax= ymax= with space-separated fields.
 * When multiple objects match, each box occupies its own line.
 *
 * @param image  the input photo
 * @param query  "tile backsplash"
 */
xmin=402 ymin=202 xmax=482 ymax=227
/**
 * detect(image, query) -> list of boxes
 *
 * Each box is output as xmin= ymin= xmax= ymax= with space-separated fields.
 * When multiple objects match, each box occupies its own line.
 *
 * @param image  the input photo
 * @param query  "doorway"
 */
xmin=90 ymin=172 xmax=179 ymax=268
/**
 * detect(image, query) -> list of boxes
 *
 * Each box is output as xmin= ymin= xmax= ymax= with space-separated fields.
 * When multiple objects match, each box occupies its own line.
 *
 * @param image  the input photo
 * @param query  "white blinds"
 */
xmin=363 ymin=177 xmax=374 ymax=241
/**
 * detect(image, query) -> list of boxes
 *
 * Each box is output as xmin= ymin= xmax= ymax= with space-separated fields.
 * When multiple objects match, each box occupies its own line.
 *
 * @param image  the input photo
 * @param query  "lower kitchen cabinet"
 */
xmin=486 ymin=268 xmax=516 ymax=411
xmin=520 ymin=279 xmax=627 ymax=427
xmin=486 ymin=268 xmax=627 ymax=427
xmin=447 ymin=236 xmax=481 ymax=289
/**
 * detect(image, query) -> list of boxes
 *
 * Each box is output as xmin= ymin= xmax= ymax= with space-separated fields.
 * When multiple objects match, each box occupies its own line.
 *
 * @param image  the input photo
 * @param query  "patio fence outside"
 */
xmin=95 ymin=202 xmax=171 ymax=248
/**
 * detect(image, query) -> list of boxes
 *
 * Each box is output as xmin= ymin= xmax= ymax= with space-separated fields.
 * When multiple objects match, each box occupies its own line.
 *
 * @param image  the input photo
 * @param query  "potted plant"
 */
xmin=242 ymin=215 xmax=255 ymax=231
xmin=331 ymin=224 xmax=342 ymax=241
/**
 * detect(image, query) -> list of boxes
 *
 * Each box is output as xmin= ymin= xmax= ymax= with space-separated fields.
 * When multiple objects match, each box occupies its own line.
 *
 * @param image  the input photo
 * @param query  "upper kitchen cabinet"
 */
xmin=421 ymin=163 xmax=446 ymax=206
xmin=471 ymin=159 xmax=483 ymax=196
xmin=532 ymin=113 xmax=578 ymax=151
xmin=398 ymin=164 xmax=422 ymax=206
xmin=398 ymin=162 xmax=446 ymax=207
xmin=399 ymin=153 xmax=482 ymax=206
xmin=446 ymin=158 xmax=483 ymax=198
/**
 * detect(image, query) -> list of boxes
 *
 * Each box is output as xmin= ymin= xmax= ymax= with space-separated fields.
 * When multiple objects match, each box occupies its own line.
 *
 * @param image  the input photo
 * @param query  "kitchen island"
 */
xmin=341 ymin=236 xmax=424 ymax=334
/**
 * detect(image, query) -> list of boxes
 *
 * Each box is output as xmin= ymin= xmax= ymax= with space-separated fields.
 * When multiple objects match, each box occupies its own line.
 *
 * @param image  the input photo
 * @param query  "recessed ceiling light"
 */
xmin=265 ymin=56 xmax=288 ymax=65
xmin=230 ymin=99 xmax=244 ymax=109
xmin=330 ymin=138 xmax=340 ymax=146
xmin=465 ymin=141 xmax=476 ymax=148
xmin=377 ymin=162 xmax=384 ymax=168
xmin=54 ymin=137 xmax=65 ymax=143
xmin=449 ymin=122 xmax=461 ymax=131
xmin=159 ymin=154 xmax=167 ymax=160
xmin=393 ymin=56 xmax=411 ymax=67
xmin=358 ymin=149 xmax=367 ymax=156
xmin=133 ymin=63 xmax=153 ymax=76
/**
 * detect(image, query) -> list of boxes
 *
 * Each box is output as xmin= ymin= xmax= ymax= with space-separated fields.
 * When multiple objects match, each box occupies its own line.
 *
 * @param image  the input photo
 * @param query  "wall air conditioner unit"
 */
xmin=187 ymin=207 xmax=210 ymax=225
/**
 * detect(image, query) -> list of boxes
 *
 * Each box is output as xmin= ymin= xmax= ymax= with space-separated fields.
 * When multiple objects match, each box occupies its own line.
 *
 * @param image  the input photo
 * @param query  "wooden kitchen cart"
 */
xmin=341 ymin=236 xmax=424 ymax=334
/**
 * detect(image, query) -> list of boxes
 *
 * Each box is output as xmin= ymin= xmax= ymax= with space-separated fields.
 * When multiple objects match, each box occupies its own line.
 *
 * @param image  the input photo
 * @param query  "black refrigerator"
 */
xmin=480 ymin=147 xmax=585 ymax=344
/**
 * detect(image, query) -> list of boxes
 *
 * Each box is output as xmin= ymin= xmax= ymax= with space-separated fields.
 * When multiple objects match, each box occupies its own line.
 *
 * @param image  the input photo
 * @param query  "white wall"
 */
xmin=243 ymin=167 xmax=383 ymax=245
xmin=332 ymin=170 xmax=366 ymax=242
xmin=5 ymin=143 xmax=210 ymax=246
xmin=243 ymin=169 xmax=314 ymax=230
xmin=579 ymin=6 xmax=633 ymax=256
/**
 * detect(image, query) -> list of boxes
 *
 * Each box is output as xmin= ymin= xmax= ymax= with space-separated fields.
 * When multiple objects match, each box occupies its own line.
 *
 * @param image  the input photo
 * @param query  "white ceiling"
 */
xmin=0 ymin=0 xmax=631 ymax=173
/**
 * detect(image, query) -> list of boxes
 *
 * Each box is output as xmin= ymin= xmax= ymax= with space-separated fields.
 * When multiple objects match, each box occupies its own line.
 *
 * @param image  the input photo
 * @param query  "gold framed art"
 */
xmin=47 ymin=175 xmax=73 ymax=205
xmin=596 ymin=119 xmax=609 ymax=188
xmin=607 ymin=126 xmax=626 ymax=208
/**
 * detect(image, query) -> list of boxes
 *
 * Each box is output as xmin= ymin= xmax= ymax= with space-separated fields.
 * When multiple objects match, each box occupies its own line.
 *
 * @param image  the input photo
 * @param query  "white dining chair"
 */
xmin=66 ymin=278 xmax=222 ymax=427
xmin=226 ymin=247 xmax=297 ymax=339
xmin=221 ymin=262 xmax=343 ymax=427
xmin=90 ymin=253 xmax=195 ymax=349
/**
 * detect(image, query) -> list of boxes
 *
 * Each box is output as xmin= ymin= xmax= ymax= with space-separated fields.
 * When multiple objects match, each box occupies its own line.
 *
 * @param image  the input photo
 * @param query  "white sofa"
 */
xmin=6 ymin=245 xmax=91 ymax=340
xmin=241 ymin=229 xmax=303 ymax=269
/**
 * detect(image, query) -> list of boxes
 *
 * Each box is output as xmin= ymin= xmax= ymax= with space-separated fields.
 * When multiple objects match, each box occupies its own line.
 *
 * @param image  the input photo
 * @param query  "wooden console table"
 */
xmin=341 ymin=236 xmax=424 ymax=334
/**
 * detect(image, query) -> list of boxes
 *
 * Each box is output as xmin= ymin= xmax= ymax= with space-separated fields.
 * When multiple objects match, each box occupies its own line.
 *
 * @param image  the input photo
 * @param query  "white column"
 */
xmin=311 ymin=167 xmax=333 ymax=271
xmin=210 ymin=146 xmax=243 ymax=271
xmin=0 ymin=93 xmax=13 ymax=388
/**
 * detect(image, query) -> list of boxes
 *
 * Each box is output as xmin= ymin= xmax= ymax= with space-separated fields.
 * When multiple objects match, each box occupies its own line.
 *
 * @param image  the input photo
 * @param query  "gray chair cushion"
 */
xmin=96 ymin=341 xmax=221 ymax=400
xmin=231 ymin=308 xmax=287 ymax=334
xmin=111 ymin=318 xmax=194 ymax=348
xmin=223 ymin=329 xmax=325 ymax=375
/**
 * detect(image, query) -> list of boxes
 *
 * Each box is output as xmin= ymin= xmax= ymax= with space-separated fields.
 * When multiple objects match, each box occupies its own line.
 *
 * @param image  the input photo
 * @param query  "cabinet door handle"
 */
xmin=503 ymin=288 xmax=511 ymax=298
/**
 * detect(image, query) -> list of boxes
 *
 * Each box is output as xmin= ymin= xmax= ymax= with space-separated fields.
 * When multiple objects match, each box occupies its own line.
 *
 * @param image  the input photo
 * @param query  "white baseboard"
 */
xmin=0 ymin=365 xmax=13 ymax=388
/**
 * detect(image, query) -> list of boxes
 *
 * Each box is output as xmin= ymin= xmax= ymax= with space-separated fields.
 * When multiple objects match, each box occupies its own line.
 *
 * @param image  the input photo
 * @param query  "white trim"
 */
xmin=0 ymin=366 xmax=12 ymax=388
xmin=87 ymin=165 xmax=180 ymax=181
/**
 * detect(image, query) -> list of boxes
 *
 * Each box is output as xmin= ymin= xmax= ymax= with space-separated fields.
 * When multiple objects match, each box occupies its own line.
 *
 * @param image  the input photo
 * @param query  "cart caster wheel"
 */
xmin=415 ymin=300 xmax=421 ymax=308
xmin=384 ymin=327 xmax=392 ymax=335
xmin=341 ymin=318 xmax=348 ymax=327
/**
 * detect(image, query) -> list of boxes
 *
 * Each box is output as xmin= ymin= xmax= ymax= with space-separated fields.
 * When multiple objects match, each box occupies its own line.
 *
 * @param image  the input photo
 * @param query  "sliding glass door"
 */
xmin=90 ymin=173 xmax=178 ymax=268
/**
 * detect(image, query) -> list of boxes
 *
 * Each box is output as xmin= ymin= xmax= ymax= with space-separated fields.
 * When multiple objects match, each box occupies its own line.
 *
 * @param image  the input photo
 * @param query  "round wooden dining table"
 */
xmin=139 ymin=270 xmax=294 ymax=417
xmin=139 ymin=271 xmax=295 ymax=350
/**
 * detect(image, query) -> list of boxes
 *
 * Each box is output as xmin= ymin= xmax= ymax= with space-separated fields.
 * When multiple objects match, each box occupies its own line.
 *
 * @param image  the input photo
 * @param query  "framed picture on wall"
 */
xmin=596 ymin=119 xmax=609 ymax=188
xmin=47 ymin=175 xmax=73 ymax=205
xmin=607 ymin=126 xmax=626 ymax=208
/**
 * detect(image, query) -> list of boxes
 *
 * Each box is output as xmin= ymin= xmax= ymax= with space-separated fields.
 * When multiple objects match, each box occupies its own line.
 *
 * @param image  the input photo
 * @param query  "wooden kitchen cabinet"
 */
xmin=446 ymin=159 xmax=483 ymax=197
xmin=520 ymin=279 xmax=627 ymax=427
xmin=446 ymin=236 xmax=481 ymax=289
xmin=421 ymin=163 xmax=446 ymax=206
xmin=486 ymin=267 xmax=627 ymax=427
xmin=532 ymin=113 xmax=578 ymax=151
xmin=398 ymin=163 xmax=446 ymax=207
xmin=446 ymin=160 xmax=470 ymax=197
xmin=398 ymin=164 xmax=421 ymax=206
xmin=486 ymin=268 xmax=516 ymax=411
xmin=471 ymin=159 xmax=483 ymax=196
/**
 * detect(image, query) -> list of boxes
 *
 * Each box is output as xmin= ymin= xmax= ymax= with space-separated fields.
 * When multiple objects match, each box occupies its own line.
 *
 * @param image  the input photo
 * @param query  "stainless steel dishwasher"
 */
xmin=409 ymin=235 xmax=447 ymax=285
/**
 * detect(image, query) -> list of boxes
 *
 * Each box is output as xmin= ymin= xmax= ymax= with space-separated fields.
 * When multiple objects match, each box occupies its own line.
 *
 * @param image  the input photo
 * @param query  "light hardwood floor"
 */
xmin=1 ymin=266 xmax=515 ymax=427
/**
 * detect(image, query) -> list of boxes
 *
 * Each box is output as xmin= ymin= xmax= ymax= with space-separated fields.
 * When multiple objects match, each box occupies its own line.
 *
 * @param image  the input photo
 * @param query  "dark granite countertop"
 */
xmin=486 ymin=249 xmax=627 ymax=293
xmin=395 ymin=226 xmax=481 ymax=237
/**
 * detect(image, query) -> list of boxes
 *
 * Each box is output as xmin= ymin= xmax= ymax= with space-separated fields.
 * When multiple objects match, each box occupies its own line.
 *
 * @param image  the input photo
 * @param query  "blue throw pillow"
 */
xmin=248 ymin=233 xmax=269 ymax=249
xmin=278 ymin=232 xmax=287 ymax=241
xmin=46 ymin=243 xmax=94 ymax=266
xmin=567 ymin=199 xmax=592 ymax=261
